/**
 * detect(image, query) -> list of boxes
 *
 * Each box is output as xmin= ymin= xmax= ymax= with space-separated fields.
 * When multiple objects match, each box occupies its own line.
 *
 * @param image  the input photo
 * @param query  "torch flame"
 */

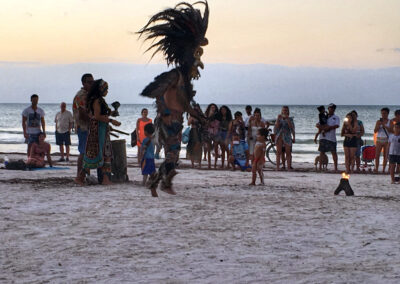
xmin=341 ymin=172 xmax=350 ymax=180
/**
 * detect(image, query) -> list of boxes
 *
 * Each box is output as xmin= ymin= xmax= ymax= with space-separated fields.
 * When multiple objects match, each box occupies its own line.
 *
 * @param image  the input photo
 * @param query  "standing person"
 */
xmin=388 ymin=122 xmax=400 ymax=184
xmin=203 ymin=103 xmax=219 ymax=169
xmin=55 ymin=102 xmax=73 ymax=162
xmin=73 ymin=73 xmax=94 ymax=184
xmin=248 ymin=108 xmax=265 ymax=162
xmin=351 ymin=110 xmax=365 ymax=172
xmin=26 ymin=132 xmax=53 ymax=168
xmin=136 ymin=108 xmax=152 ymax=163
xmin=244 ymin=105 xmax=253 ymax=141
xmin=316 ymin=103 xmax=340 ymax=172
xmin=22 ymin=94 xmax=46 ymax=157
xmin=274 ymin=106 xmax=295 ymax=171
xmin=390 ymin=110 xmax=400 ymax=174
xmin=83 ymin=79 xmax=121 ymax=185
xmin=374 ymin=107 xmax=391 ymax=173
xmin=187 ymin=114 xmax=203 ymax=168
xmin=215 ymin=105 xmax=232 ymax=169
xmin=341 ymin=112 xmax=359 ymax=174
xmin=229 ymin=111 xmax=246 ymax=142
xmin=139 ymin=123 xmax=158 ymax=196
xmin=249 ymin=128 xmax=268 ymax=186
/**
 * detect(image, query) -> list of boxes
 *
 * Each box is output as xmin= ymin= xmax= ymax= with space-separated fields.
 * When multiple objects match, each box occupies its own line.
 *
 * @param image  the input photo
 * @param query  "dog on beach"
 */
xmin=315 ymin=153 xmax=329 ymax=171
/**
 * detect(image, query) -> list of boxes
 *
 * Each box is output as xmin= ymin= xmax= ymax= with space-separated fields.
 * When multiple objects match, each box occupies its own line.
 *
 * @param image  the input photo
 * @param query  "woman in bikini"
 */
xmin=374 ymin=107 xmax=391 ymax=173
xmin=248 ymin=108 xmax=265 ymax=163
xmin=136 ymin=108 xmax=152 ymax=163
xmin=26 ymin=132 xmax=53 ymax=168
xmin=341 ymin=112 xmax=359 ymax=174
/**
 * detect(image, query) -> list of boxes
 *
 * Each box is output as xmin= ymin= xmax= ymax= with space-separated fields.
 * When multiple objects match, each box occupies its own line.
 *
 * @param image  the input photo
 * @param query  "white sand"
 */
xmin=1 ymin=155 xmax=400 ymax=283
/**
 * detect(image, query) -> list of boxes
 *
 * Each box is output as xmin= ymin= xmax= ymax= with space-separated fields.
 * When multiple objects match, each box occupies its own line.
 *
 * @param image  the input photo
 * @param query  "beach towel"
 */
xmin=30 ymin=166 xmax=70 ymax=171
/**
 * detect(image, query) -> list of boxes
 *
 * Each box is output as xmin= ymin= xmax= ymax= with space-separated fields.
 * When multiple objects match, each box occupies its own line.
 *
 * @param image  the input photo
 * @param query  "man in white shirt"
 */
xmin=22 ymin=94 xmax=46 ymax=156
xmin=317 ymin=103 xmax=340 ymax=171
xmin=55 ymin=102 xmax=73 ymax=161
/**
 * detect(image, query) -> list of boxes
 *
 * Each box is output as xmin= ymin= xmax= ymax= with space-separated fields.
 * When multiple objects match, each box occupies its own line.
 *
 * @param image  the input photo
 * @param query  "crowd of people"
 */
xmin=20 ymin=73 xmax=400 ymax=186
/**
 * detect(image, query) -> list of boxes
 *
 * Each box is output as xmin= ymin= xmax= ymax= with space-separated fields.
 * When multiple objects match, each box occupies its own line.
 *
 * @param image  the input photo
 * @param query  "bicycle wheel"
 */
xmin=266 ymin=144 xmax=277 ymax=165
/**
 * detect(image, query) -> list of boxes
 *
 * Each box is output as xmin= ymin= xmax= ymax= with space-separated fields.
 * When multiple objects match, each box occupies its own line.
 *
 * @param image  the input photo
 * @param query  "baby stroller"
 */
xmin=360 ymin=145 xmax=376 ymax=172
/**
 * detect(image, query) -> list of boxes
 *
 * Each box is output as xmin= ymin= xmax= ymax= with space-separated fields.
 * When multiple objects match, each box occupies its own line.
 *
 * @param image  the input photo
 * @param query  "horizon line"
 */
xmin=1 ymin=61 xmax=400 ymax=70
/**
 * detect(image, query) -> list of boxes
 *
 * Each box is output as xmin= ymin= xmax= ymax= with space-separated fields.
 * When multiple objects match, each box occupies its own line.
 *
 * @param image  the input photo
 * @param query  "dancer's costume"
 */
xmin=138 ymin=1 xmax=209 ymax=192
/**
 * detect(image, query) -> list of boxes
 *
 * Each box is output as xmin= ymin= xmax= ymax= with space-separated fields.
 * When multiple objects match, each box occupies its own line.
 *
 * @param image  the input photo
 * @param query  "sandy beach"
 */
xmin=1 ymin=154 xmax=399 ymax=283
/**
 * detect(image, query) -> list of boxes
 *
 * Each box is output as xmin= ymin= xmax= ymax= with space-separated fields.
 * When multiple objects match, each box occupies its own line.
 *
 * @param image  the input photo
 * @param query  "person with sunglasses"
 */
xmin=22 ymin=94 xmax=46 ymax=157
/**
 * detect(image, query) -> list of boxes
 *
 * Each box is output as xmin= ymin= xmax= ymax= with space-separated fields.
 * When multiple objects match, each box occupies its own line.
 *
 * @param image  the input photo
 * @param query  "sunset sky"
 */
xmin=1 ymin=0 xmax=399 ymax=68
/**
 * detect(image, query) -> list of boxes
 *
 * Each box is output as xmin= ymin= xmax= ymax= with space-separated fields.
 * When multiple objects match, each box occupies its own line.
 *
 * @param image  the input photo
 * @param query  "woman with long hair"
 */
xmin=341 ymin=112 xmax=359 ymax=174
xmin=203 ymin=103 xmax=219 ymax=169
xmin=82 ymin=79 xmax=121 ymax=185
xmin=248 ymin=108 xmax=265 ymax=162
xmin=374 ymin=107 xmax=391 ymax=173
xmin=136 ymin=108 xmax=152 ymax=163
xmin=215 ymin=105 xmax=232 ymax=169
xmin=187 ymin=113 xmax=203 ymax=168
xmin=274 ymin=106 xmax=295 ymax=171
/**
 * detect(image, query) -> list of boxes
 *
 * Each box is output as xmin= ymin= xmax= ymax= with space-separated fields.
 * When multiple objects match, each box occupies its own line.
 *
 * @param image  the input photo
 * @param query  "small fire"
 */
xmin=342 ymin=172 xmax=350 ymax=180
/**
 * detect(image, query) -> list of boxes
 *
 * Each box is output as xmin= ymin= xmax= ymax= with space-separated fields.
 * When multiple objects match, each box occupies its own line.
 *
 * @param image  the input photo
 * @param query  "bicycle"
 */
xmin=265 ymin=129 xmax=277 ymax=165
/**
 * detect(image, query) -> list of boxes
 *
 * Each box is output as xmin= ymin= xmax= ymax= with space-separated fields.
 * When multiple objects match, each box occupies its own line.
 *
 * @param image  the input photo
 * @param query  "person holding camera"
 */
xmin=374 ymin=107 xmax=391 ymax=173
xmin=274 ymin=106 xmax=295 ymax=171
xmin=341 ymin=112 xmax=359 ymax=174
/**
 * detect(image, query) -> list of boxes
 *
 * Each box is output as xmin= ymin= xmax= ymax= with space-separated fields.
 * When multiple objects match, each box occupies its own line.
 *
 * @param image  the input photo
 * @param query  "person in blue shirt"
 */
xmin=139 ymin=123 xmax=157 ymax=197
xmin=228 ymin=132 xmax=251 ymax=171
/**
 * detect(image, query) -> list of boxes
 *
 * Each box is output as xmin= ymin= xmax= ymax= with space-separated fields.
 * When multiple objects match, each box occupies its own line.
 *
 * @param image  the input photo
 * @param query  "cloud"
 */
xmin=376 ymin=48 xmax=400 ymax=53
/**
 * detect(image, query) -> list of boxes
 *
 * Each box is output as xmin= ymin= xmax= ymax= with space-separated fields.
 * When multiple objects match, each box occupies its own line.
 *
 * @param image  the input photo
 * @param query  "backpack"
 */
xmin=6 ymin=160 xmax=27 ymax=171
xmin=131 ymin=129 xmax=137 ymax=147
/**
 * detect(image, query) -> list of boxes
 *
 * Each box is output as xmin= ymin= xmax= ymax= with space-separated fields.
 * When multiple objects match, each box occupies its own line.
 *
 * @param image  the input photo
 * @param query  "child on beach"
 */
xmin=228 ymin=132 xmax=251 ymax=171
xmin=314 ymin=105 xmax=328 ymax=143
xmin=26 ymin=132 xmax=53 ymax=168
xmin=249 ymin=128 xmax=268 ymax=186
xmin=139 ymin=123 xmax=157 ymax=196
xmin=388 ymin=122 xmax=400 ymax=184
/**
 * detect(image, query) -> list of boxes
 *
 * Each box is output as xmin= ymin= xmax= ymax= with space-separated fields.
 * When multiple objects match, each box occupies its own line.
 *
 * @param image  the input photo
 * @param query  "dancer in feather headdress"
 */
xmin=138 ymin=1 xmax=209 ymax=196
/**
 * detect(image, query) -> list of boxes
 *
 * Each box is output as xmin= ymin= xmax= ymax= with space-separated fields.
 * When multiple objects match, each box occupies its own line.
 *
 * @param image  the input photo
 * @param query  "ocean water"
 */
xmin=0 ymin=103 xmax=398 ymax=164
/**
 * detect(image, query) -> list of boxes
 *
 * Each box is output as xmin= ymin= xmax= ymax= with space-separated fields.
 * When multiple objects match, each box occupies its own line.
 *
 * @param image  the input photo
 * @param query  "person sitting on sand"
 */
xmin=228 ymin=132 xmax=251 ymax=171
xmin=388 ymin=122 xmax=400 ymax=184
xmin=139 ymin=123 xmax=158 ymax=196
xmin=249 ymin=128 xmax=268 ymax=186
xmin=26 ymin=132 xmax=53 ymax=168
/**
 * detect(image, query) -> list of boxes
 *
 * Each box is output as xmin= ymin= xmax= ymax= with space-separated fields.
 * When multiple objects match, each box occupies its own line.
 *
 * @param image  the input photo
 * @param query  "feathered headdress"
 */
xmin=138 ymin=1 xmax=209 ymax=71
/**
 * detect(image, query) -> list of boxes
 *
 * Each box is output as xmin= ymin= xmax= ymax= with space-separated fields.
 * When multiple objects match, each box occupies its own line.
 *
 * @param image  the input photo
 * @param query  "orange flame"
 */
xmin=342 ymin=172 xmax=350 ymax=180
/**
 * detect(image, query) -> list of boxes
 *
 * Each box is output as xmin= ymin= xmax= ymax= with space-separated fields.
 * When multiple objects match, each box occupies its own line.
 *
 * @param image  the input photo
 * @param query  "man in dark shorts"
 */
xmin=73 ymin=73 xmax=94 ymax=184
xmin=22 ymin=94 xmax=46 ymax=157
xmin=316 ymin=103 xmax=340 ymax=171
xmin=55 ymin=102 xmax=73 ymax=161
